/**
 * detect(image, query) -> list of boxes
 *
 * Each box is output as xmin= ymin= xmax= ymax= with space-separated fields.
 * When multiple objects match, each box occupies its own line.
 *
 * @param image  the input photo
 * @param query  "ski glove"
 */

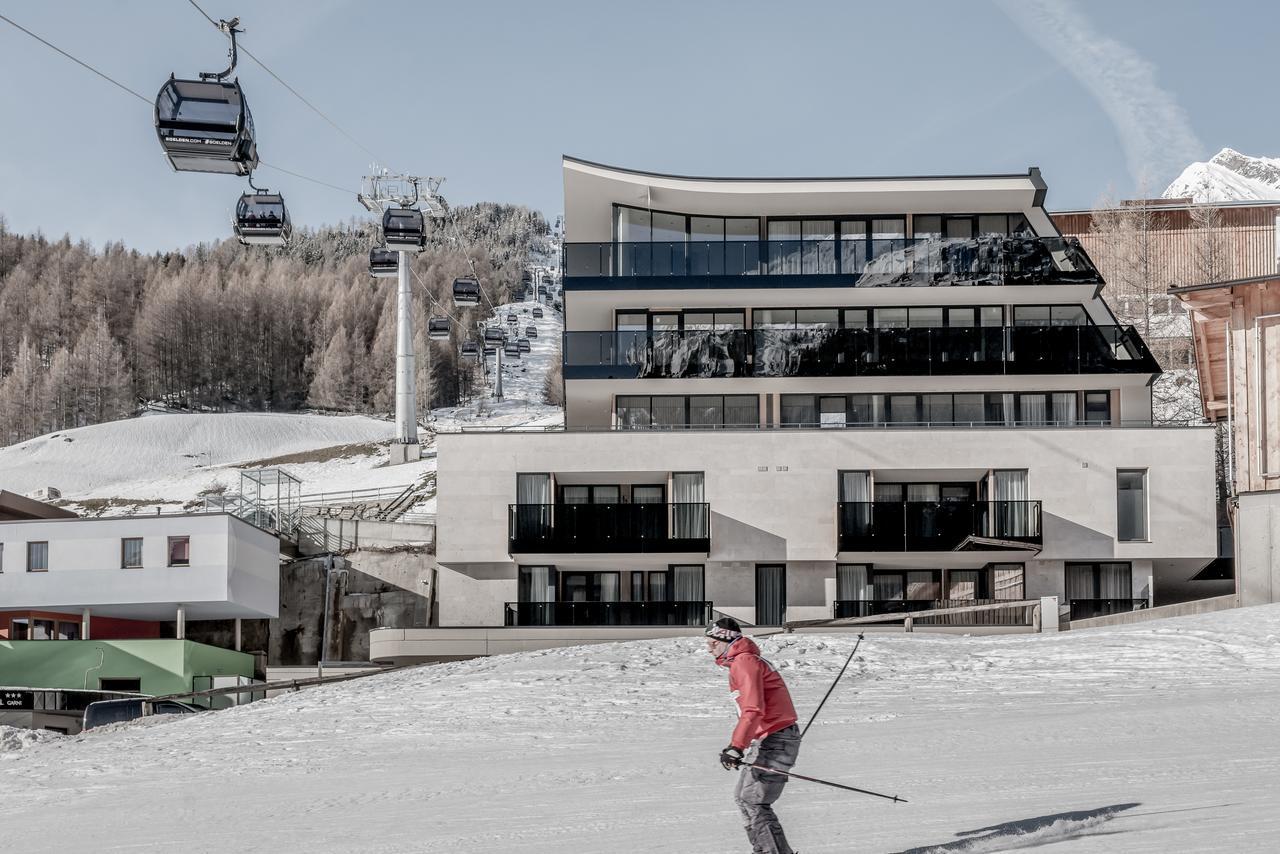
xmin=719 ymin=746 xmax=744 ymax=770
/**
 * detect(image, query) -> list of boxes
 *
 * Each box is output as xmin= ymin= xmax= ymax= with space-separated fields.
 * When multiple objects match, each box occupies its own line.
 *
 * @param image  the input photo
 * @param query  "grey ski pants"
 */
xmin=733 ymin=724 xmax=801 ymax=854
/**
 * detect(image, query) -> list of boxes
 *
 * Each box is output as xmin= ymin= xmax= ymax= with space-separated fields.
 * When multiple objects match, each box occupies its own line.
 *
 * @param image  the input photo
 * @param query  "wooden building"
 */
xmin=1173 ymin=274 xmax=1280 ymax=605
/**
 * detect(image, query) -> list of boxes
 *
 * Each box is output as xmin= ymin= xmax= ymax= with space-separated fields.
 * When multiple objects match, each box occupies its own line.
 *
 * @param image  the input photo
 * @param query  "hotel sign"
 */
xmin=1 ymin=689 xmax=34 ymax=710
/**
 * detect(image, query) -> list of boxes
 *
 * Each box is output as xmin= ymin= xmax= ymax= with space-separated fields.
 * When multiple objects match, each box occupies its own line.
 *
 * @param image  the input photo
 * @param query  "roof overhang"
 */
xmin=0 ymin=490 xmax=77 ymax=521
xmin=563 ymin=156 xmax=1050 ymax=243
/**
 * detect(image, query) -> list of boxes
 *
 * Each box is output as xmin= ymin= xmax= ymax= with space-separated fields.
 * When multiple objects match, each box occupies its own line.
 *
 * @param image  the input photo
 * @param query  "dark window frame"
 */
xmin=121 ymin=537 xmax=144 ymax=569
xmin=167 ymin=536 xmax=190 ymax=568
xmin=26 ymin=541 xmax=48 ymax=572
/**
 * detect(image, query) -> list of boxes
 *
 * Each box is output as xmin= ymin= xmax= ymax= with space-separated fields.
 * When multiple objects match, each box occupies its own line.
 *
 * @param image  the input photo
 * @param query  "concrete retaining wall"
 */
xmin=1069 ymin=594 xmax=1239 ymax=629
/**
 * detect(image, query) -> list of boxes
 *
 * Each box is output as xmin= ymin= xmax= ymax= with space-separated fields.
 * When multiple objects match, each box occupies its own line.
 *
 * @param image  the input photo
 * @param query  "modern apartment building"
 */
xmin=382 ymin=157 xmax=1221 ymax=662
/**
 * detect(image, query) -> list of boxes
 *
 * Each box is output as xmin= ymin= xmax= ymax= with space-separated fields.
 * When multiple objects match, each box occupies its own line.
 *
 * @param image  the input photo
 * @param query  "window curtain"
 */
xmin=1065 ymin=564 xmax=1095 ymax=601
xmin=672 ymin=472 xmax=706 ymax=539
xmin=672 ymin=565 xmax=704 ymax=602
xmin=1019 ymin=394 xmax=1048 ymax=426
xmin=723 ymin=395 xmax=759 ymax=427
xmin=651 ymin=396 xmax=685 ymax=429
xmin=518 ymin=565 xmax=557 ymax=626
xmin=992 ymin=470 xmax=1029 ymax=537
xmin=839 ymin=471 xmax=870 ymax=503
xmin=873 ymin=574 xmax=904 ymax=601
xmin=517 ymin=473 xmax=550 ymax=504
xmin=599 ymin=573 xmax=621 ymax=603
xmin=755 ymin=565 xmax=787 ymax=625
xmin=907 ymin=484 xmax=940 ymax=502
xmin=836 ymin=564 xmax=870 ymax=601
xmin=648 ymin=571 xmax=668 ymax=602
xmin=1052 ymin=392 xmax=1077 ymax=426
xmin=1098 ymin=562 xmax=1131 ymax=599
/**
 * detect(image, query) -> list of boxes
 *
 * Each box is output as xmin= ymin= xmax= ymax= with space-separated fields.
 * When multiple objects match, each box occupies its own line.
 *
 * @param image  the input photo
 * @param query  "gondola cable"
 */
xmin=186 ymin=0 xmax=394 ymax=171
xmin=0 ymin=12 xmax=354 ymax=199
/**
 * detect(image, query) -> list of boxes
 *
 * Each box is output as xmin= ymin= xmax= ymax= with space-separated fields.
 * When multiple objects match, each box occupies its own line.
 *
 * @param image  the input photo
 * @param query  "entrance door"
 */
xmin=755 ymin=564 xmax=787 ymax=625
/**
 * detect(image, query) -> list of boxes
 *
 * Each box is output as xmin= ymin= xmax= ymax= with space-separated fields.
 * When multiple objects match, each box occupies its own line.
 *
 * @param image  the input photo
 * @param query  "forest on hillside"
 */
xmin=0 ymin=204 xmax=549 ymax=446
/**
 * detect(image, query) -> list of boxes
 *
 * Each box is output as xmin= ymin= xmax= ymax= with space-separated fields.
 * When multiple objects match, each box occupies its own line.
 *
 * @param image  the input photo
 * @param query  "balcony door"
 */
xmin=756 ymin=564 xmax=787 ymax=626
xmin=671 ymin=472 xmax=706 ymax=540
xmin=517 ymin=565 xmax=558 ymax=625
xmin=632 ymin=485 xmax=666 ymax=542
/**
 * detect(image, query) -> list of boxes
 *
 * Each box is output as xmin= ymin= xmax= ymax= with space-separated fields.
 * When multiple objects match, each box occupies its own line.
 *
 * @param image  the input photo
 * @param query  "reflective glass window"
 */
xmin=978 ymin=214 xmax=1009 ymax=236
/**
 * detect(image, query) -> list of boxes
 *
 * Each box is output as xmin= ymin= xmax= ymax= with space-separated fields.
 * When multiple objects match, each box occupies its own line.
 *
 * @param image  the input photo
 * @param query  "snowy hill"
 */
xmin=3 ymin=605 xmax=1279 ymax=851
xmin=1163 ymin=147 xmax=1280 ymax=203
xmin=0 ymin=290 xmax=564 ymax=513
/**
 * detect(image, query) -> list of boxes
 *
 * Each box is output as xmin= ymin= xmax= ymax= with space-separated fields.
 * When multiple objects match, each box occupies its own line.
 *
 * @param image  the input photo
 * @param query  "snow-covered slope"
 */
xmin=3 ymin=606 xmax=1279 ymax=852
xmin=0 ymin=292 xmax=563 ymax=513
xmin=1164 ymin=147 xmax=1280 ymax=203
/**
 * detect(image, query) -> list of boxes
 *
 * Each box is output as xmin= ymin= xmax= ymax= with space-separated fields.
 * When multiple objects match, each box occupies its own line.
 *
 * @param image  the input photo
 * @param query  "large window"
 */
xmin=616 ymin=394 xmax=758 ymax=429
xmin=778 ymin=391 xmax=1111 ymax=427
xmin=1117 ymin=470 xmax=1148 ymax=541
xmin=1012 ymin=305 xmax=1091 ymax=326
xmin=26 ymin=541 xmax=48 ymax=572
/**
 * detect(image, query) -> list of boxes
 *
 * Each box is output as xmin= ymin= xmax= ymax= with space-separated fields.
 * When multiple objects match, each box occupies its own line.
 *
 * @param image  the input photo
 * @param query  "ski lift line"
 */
xmin=258 ymin=160 xmax=350 ymax=196
xmin=0 ymin=13 xmax=152 ymax=105
xmin=437 ymin=197 xmax=501 ymax=315
xmin=186 ymin=0 xmax=394 ymax=170
xmin=0 ymin=13 xmax=355 ymax=201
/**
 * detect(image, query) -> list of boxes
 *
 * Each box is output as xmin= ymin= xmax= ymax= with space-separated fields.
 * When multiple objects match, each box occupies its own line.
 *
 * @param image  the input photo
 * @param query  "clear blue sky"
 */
xmin=1 ymin=0 xmax=1275 ymax=253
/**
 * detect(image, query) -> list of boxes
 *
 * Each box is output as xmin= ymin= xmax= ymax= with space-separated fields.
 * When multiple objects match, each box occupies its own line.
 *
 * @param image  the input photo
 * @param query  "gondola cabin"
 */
xmin=461 ymin=340 xmax=479 ymax=361
xmin=427 ymin=316 xmax=450 ymax=340
xmin=517 ymin=337 xmax=531 ymax=353
xmin=506 ymin=312 xmax=518 ymax=324
xmin=382 ymin=207 xmax=426 ymax=252
xmin=532 ymin=306 xmax=544 ymax=319
xmin=503 ymin=341 xmax=521 ymax=359
xmin=154 ymin=77 xmax=258 ymax=175
xmin=483 ymin=327 xmax=506 ymax=345
xmin=233 ymin=191 xmax=290 ymax=246
xmin=483 ymin=345 xmax=496 ymax=358
xmin=453 ymin=276 xmax=481 ymax=306
xmin=368 ymin=248 xmax=399 ymax=278
xmin=525 ymin=324 xmax=537 ymax=338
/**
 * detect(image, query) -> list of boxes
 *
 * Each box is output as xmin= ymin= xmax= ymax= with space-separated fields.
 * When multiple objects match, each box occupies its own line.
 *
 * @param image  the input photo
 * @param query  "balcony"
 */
xmin=504 ymin=601 xmax=713 ymax=627
xmin=832 ymin=598 xmax=1035 ymax=626
xmin=837 ymin=500 xmax=1042 ymax=551
xmin=563 ymin=236 xmax=1101 ymax=288
xmin=562 ymin=325 xmax=1159 ymax=380
xmin=1068 ymin=598 xmax=1149 ymax=621
xmin=508 ymin=503 xmax=711 ymax=554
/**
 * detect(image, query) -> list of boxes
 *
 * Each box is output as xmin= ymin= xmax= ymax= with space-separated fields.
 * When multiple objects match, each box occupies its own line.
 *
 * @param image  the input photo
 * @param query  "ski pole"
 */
xmin=800 ymin=632 xmax=863 ymax=739
xmin=741 ymin=761 xmax=907 ymax=803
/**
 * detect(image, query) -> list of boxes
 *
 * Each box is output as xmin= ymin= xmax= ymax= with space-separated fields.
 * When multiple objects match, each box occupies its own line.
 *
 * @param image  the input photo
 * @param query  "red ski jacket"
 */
xmin=716 ymin=636 xmax=798 ymax=750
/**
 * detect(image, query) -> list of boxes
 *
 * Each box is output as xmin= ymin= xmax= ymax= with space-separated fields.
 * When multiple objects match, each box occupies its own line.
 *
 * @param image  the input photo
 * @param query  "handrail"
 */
xmin=141 ymin=662 xmax=426 ymax=705
xmin=785 ymin=599 xmax=1043 ymax=631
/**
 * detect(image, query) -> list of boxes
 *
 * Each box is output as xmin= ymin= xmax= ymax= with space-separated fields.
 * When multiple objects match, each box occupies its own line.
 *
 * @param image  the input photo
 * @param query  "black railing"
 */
xmin=563 ymin=236 xmax=1101 ymax=285
xmin=508 ymin=503 xmax=711 ymax=553
xmin=504 ymin=601 xmax=713 ymax=627
xmin=837 ymin=500 xmax=1042 ymax=551
xmin=832 ymin=598 xmax=1035 ymax=626
xmin=1068 ymin=598 xmax=1149 ymax=621
xmin=562 ymin=324 xmax=1159 ymax=379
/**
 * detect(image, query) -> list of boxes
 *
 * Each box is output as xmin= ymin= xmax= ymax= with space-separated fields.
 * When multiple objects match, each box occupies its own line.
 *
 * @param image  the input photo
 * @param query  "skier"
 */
xmin=706 ymin=616 xmax=801 ymax=854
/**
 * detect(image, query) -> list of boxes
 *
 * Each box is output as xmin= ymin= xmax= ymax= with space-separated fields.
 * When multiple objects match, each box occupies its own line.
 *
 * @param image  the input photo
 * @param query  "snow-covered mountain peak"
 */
xmin=1163 ymin=147 xmax=1280 ymax=203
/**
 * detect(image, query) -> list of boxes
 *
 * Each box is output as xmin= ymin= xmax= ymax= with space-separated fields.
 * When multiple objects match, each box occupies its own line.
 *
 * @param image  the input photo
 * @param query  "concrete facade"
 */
xmin=434 ymin=426 xmax=1217 ymax=628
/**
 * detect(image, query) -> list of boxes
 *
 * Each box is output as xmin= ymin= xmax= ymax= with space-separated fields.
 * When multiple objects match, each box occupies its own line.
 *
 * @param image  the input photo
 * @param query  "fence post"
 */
xmin=904 ymin=615 xmax=913 ymax=633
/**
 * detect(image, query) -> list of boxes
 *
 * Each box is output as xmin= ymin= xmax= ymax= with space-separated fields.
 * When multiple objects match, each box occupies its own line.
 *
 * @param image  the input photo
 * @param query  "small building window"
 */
xmin=121 ymin=537 xmax=144 ymax=568
xmin=27 ymin=541 xmax=48 ymax=572
xmin=11 ymin=618 xmax=30 ymax=640
xmin=32 ymin=618 xmax=55 ymax=640
xmin=58 ymin=621 xmax=80 ymax=640
xmin=1117 ymin=470 xmax=1148 ymax=541
xmin=168 ymin=536 xmax=190 ymax=567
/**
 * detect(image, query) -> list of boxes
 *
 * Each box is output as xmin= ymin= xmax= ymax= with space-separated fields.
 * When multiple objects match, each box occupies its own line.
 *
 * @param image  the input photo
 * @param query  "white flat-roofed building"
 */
xmin=374 ymin=158 xmax=1221 ymax=663
xmin=0 ymin=512 xmax=279 ymax=640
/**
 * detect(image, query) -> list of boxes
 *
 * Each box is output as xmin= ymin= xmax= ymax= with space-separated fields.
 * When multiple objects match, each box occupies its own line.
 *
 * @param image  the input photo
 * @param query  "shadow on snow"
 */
xmin=893 ymin=802 xmax=1141 ymax=853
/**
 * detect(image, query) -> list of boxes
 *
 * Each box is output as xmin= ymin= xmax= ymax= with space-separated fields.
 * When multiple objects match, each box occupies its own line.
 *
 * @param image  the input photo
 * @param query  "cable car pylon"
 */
xmin=359 ymin=171 xmax=445 ymax=465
